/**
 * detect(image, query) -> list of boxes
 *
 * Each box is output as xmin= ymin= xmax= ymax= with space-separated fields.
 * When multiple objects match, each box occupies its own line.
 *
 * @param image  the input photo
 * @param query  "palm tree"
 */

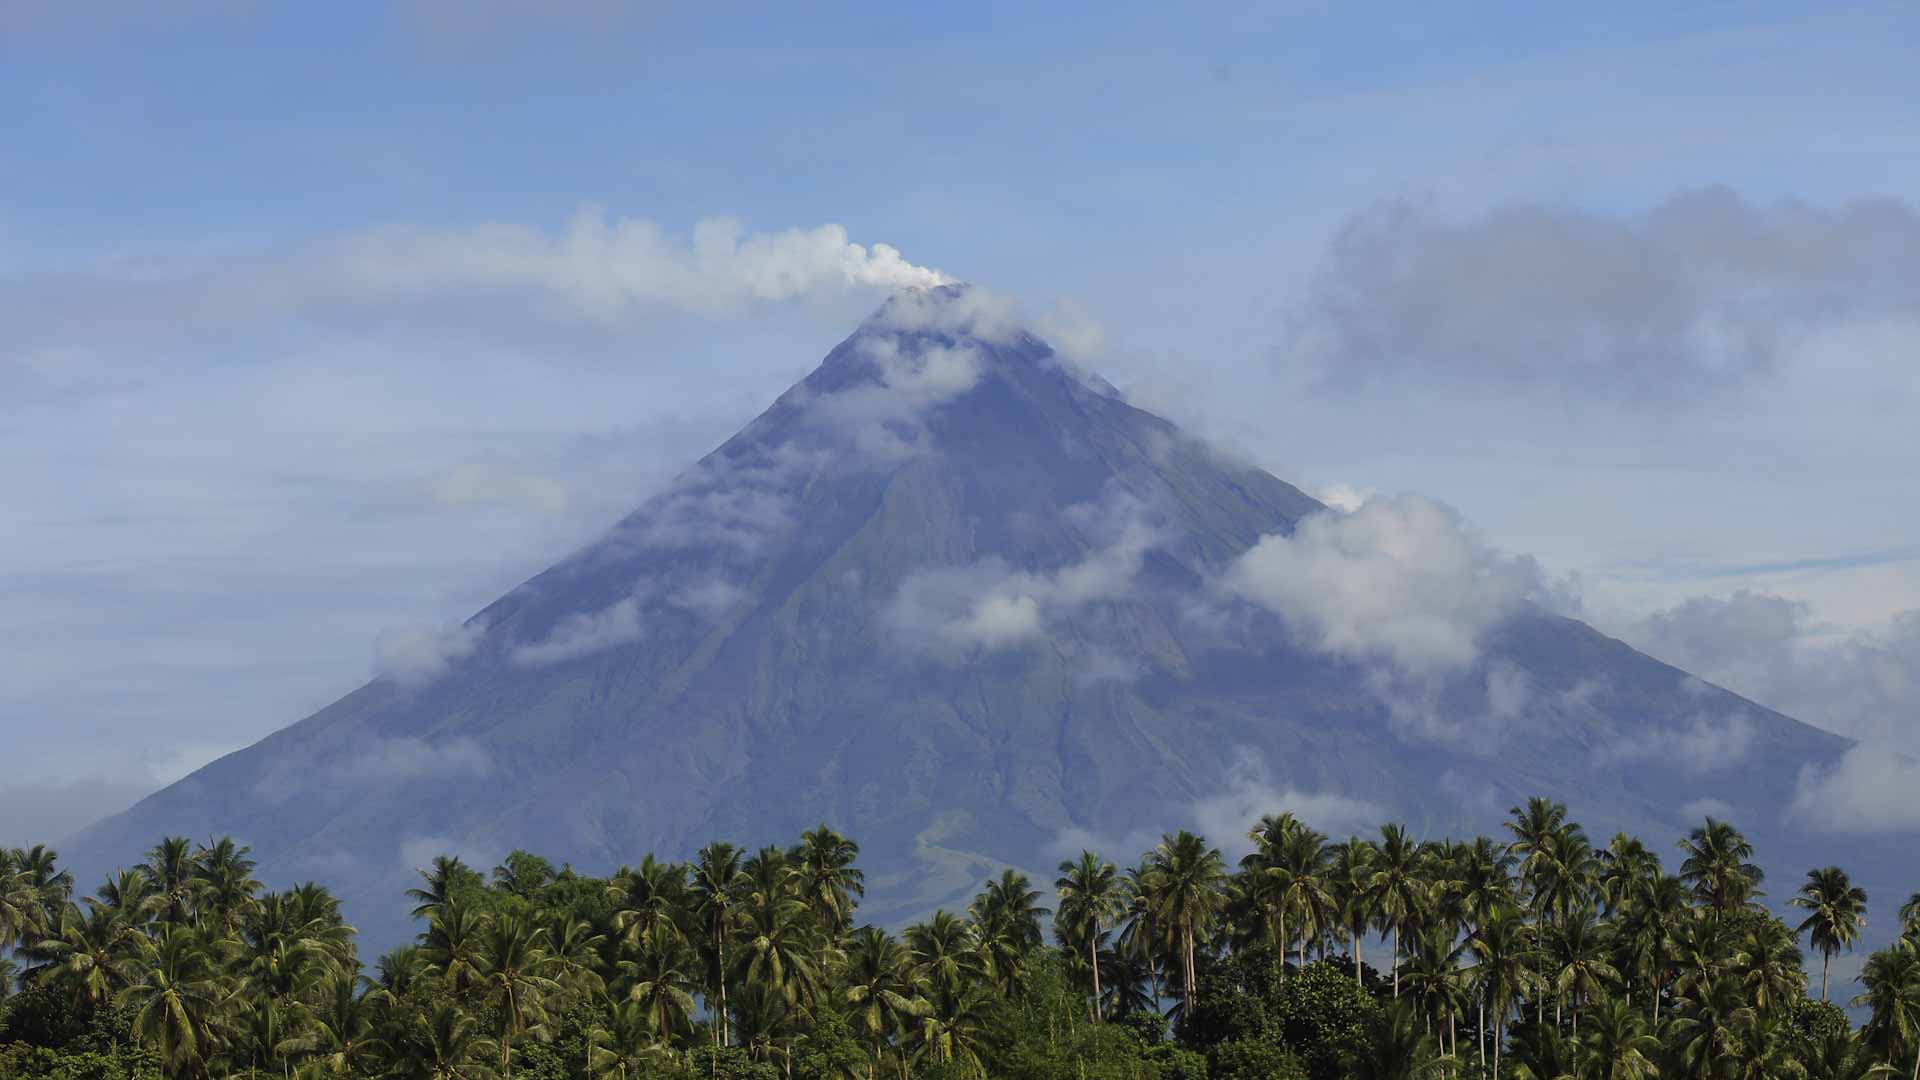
xmin=1347 ymin=1001 xmax=1442 ymax=1080
xmin=284 ymin=970 xmax=390 ymax=1077
xmin=1144 ymin=831 xmax=1227 ymax=1002
xmin=618 ymin=921 xmax=700 ymax=1042
xmin=399 ymin=1003 xmax=500 ymax=1080
xmin=970 ymin=869 xmax=1046 ymax=996
xmin=737 ymin=888 xmax=831 ymax=1011
xmin=690 ymin=841 xmax=745 ymax=1048
xmin=1371 ymin=824 xmax=1427 ymax=998
xmin=421 ymin=899 xmax=490 ymax=999
xmin=1733 ymin=915 xmax=1805 ymax=1014
xmin=845 ymin=926 xmax=929 ymax=1079
xmin=1546 ymin=904 xmax=1617 ymax=1036
xmin=1055 ymin=851 xmax=1124 ymax=1017
xmin=145 ymin=836 xmax=201 ymax=927
xmin=1677 ymin=818 xmax=1764 ymax=915
xmin=117 ymin=924 xmax=233 ymax=1079
xmin=1901 ymin=894 xmax=1920 ymax=942
xmin=914 ymin=982 xmax=995 ymax=1080
xmin=192 ymin=836 xmax=260 ymax=931
xmin=1856 ymin=942 xmax=1920 ymax=1080
xmin=407 ymin=856 xmax=477 ymax=921
xmin=791 ymin=826 xmax=864 ymax=935
xmin=477 ymin=912 xmax=559 ymax=1077
xmin=588 ymin=1000 xmax=675 ymax=1080
xmin=905 ymin=911 xmax=984 ymax=997
xmin=1793 ymin=867 xmax=1870 ymax=1001
xmin=607 ymin=856 xmax=688 ymax=944
xmin=34 ymin=898 xmax=145 ymax=1008
xmin=1330 ymin=835 xmax=1380 ymax=984
xmin=1469 ymin=904 xmax=1541 ymax=1079
xmin=1274 ymin=826 xmax=1336 ymax=974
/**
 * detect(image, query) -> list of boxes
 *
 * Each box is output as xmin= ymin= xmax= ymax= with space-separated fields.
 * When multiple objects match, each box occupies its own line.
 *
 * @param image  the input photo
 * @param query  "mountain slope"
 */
xmin=67 ymin=286 xmax=1880 ymax=948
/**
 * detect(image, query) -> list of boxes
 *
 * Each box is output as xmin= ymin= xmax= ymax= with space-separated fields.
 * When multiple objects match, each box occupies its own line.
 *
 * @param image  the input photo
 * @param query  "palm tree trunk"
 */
xmin=1821 ymin=950 xmax=1831 ymax=1002
xmin=1090 ymin=934 xmax=1103 ymax=1020
xmin=1353 ymin=922 xmax=1363 ymax=983
xmin=1278 ymin=910 xmax=1288 ymax=984
xmin=1477 ymin=997 xmax=1485 ymax=1074
xmin=1391 ymin=923 xmax=1399 ymax=998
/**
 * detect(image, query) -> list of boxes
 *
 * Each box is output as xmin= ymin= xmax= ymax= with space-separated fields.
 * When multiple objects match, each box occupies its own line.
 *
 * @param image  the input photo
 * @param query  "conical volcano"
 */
xmin=66 ymin=285 xmax=1879 ymax=946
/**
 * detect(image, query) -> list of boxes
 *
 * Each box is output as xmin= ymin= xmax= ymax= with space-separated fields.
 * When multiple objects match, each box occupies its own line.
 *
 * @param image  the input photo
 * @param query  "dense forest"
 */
xmin=4 ymin=801 xmax=1919 ymax=1079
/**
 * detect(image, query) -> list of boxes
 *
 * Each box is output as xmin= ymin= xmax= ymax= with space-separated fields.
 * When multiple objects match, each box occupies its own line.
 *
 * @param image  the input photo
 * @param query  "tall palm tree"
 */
xmin=970 ymin=869 xmax=1046 ymax=997
xmin=399 ymin=1003 xmax=500 ymax=1080
xmin=607 ymin=856 xmax=688 ymax=944
xmin=1144 ymin=831 xmax=1227 ymax=1002
xmin=844 ymin=926 xmax=929 ymax=1080
xmin=1732 ymin=915 xmax=1806 ymax=1015
xmin=117 ymin=924 xmax=234 ymax=1079
xmin=284 ymin=970 xmax=390 ymax=1078
xmin=1330 ymin=836 xmax=1380 ymax=984
xmin=1792 ymin=866 xmax=1870 ymax=1002
xmin=790 ymin=825 xmax=864 ymax=935
xmin=1273 ymin=826 xmax=1336 ymax=974
xmin=1574 ymin=999 xmax=1666 ymax=1068
xmin=145 ymin=836 xmax=202 ymax=927
xmin=421 ymin=899 xmax=490 ymax=999
xmin=588 ymin=1000 xmax=676 ymax=1080
xmin=1371 ymin=824 xmax=1427 ymax=998
xmin=1855 ymin=942 xmax=1920 ymax=1080
xmin=737 ymin=888 xmax=831 ymax=1011
xmin=192 ymin=836 xmax=260 ymax=932
xmin=690 ymin=841 xmax=745 ymax=1048
xmin=476 ymin=912 xmax=559 ymax=1078
xmin=1347 ymin=1001 xmax=1441 ymax=1080
xmin=35 ymin=898 xmax=145 ymax=1008
xmin=618 ymin=921 xmax=700 ymax=1042
xmin=1468 ymin=904 xmax=1541 ymax=1079
xmin=905 ymin=911 xmax=984 ymax=998
xmin=1677 ymin=818 xmax=1764 ymax=915
xmin=407 ymin=856 xmax=477 ymax=921
xmin=1545 ymin=904 xmax=1617 ymax=1036
xmin=1055 ymin=851 xmax=1125 ymax=1017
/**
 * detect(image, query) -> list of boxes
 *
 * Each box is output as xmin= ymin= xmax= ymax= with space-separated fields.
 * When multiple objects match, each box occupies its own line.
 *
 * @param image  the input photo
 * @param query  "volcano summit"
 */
xmin=67 ymin=285 xmax=1871 ymax=945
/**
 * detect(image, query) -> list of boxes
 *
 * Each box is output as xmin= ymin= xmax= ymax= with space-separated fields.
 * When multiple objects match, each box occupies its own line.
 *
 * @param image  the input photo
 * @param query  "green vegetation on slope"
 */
xmin=4 ymin=801 xmax=1920 ymax=1079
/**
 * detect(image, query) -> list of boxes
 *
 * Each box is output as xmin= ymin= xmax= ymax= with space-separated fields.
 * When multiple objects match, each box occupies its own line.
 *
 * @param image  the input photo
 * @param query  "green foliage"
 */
xmin=0 ymin=806 xmax=1912 ymax=1080
xmin=1208 ymin=1036 xmax=1307 ymax=1080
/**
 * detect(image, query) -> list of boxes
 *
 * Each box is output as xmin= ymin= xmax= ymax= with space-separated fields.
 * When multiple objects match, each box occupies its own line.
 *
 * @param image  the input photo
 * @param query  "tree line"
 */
xmin=4 ymin=799 xmax=1920 ymax=1079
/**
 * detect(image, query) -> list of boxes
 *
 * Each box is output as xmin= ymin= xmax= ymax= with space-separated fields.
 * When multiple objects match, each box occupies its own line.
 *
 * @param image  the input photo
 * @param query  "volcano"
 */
xmin=66 ymin=285 xmax=1889 ymax=948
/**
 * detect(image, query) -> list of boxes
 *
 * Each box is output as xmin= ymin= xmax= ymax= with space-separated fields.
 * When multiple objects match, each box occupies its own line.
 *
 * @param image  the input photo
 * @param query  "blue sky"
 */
xmin=4 ymin=0 xmax=1920 ymax=841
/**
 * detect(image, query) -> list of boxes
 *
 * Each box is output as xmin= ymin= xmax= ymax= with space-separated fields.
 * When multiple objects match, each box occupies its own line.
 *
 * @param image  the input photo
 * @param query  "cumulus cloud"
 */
xmin=325 ymin=736 xmax=494 ymax=783
xmin=1678 ymin=797 xmax=1736 ymax=822
xmin=1790 ymin=743 xmax=1920 ymax=833
xmin=882 ymin=495 xmax=1163 ymax=663
xmin=1048 ymin=752 xmax=1383 ymax=863
xmin=1220 ymin=495 xmax=1543 ymax=676
xmin=510 ymin=596 xmax=642 ymax=666
xmin=1623 ymin=592 xmax=1920 ymax=744
xmin=1312 ymin=482 xmax=1373 ymax=514
xmin=802 ymin=337 xmax=986 ymax=461
xmin=374 ymin=621 xmax=486 ymax=688
xmin=426 ymin=463 xmax=570 ymax=514
xmin=670 ymin=577 xmax=748 ymax=620
xmin=1291 ymin=187 xmax=1920 ymax=401
xmin=1595 ymin=710 xmax=1755 ymax=773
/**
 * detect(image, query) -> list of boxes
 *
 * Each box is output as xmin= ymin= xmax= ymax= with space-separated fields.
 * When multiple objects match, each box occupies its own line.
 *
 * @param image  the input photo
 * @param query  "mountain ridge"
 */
xmin=66 ymin=285 xmax=1879 ymax=951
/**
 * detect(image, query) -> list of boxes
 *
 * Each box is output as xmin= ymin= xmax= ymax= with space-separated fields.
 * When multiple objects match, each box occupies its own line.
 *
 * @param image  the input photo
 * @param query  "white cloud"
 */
xmin=510 ymin=596 xmax=642 ymax=666
xmin=882 ymin=494 xmax=1163 ymax=663
xmin=374 ymin=621 xmax=486 ymax=688
xmin=670 ymin=577 xmax=748 ymax=620
xmin=1622 ymin=592 xmax=1920 ymax=745
xmin=1678 ymin=797 xmax=1735 ymax=821
xmin=1220 ymin=495 xmax=1542 ymax=675
xmin=1291 ymin=187 xmax=1920 ymax=402
xmin=1312 ymin=482 xmax=1372 ymax=513
xmin=325 ymin=736 xmax=494 ymax=783
xmin=426 ymin=463 xmax=570 ymax=514
xmin=1790 ymin=743 xmax=1920 ymax=833
xmin=1596 ymin=710 xmax=1755 ymax=773
xmin=801 ymin=338 xmax=986 ymax=462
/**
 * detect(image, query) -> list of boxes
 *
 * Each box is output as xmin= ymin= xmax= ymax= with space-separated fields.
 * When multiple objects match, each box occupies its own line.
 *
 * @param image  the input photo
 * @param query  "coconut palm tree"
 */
xmin=1144 ymin=831 xmax=1227 ymax=1002
xmin=970 ymin=869 xmax=1046 ymax=997
xmin=1468 ymin=904 xmax=1541 ymax=1079
xmin=1793 ymin=867 xmax=1870 ymax=1002
xmin=145 ymin=836 xmax=202 ymax=928
xmin=1733 ymin=915 xmax=1806 ymax=1014
xmin=1275 ymin=826 xmax=1337 ymax=974
xmin=421 ymin=899 xmax=490 ymax=999
xmin=690 ymin=841 xmax=745 ymax=1048
xmin=844 ymin=926 xmax=929 ymax=1080
xmin=1056 ymin=851 xmax=1125 ymax=1017
xmin=1576 ymin=997 xmax=1661 ymax=1080
xmin=398 ymin=1003 xmax=500 ymax=1080
xmin=588 ymin=1000 xmax=676 ymax=1080
xmin=1677 ymin=818 xmax=1764 ymax=915
xmin=618 ymin=920 xmax=701 ymax=1042
xmin=791 ymin=826 xmax=864 ymax=935
xmin=1545 ymin=904 xmax=1617 ymax=1036
xmin=607 ymin=856 xmax=688 ymax=944
xmin=1856 ymin=942 xmax=1920 ymax=1080
xmin=192 ymin=837 xmax=260 ymax=932
xmin=283 ymin=970 xmax=390 ymax=1078
xmin=1347 ymin=1001 xmax=1442 ymax=1080
xmin=905 ymin=911 xmax=984 ymax=998
xmin=737 ymin=887 xmax=831 ymax=1011
xmin=476 ymin=912 xmax=559 ymax=1077
xmin=117 ymin=924 xmax=234 ymax=1079
xmin=407 ymin=856 xmax=478 ymax=921
xmin=1330 ymin=835 xmax=1380 ymax=984
xmin=1371 ymin=824 xmax=1427 ymax=998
